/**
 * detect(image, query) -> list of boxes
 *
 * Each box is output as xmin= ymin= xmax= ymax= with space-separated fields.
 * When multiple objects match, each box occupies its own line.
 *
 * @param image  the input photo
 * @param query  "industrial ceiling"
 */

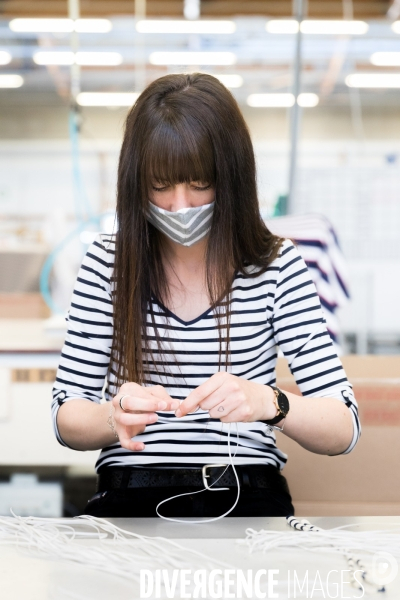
xmin=0 ymin=0 xmax=393 ymax=18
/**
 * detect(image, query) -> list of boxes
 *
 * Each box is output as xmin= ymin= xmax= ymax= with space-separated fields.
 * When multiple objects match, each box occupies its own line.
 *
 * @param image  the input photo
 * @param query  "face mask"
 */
xmin=147 ymin=201 xmax=215 ymax=247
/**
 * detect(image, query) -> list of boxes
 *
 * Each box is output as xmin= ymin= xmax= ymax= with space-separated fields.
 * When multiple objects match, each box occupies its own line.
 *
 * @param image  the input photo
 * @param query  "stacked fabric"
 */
xmin=266 ymin=213 xmax=350 ymax=350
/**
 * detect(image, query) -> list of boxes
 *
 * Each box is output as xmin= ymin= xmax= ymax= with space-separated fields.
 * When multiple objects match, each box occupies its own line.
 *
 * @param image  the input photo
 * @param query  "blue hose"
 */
xmin=40 ymin=106 xmax=100 ymax=314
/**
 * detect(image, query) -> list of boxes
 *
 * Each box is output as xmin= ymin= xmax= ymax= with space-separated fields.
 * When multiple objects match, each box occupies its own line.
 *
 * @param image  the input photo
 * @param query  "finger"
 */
xmin=216 ymin=404 xmax=253 ymax=424
xmin=196 ymin=387 xmax=239 ymax=412
xmin=117 ymin=410 xmax=159 ymax=427
xmin=148 ymin=387 xmax=180 ymax=411
xmin=147 ymin=385 xmax=172 ymax=400
xmin=208 ymin=397 xmax=239 ymax=419
xmin=115 ymin=395 xmax=172 ymax=413
xmin=176 ymin=373 xmax=227 ymax=417
xmin=118 ymin=431 xmax=145 ymax=452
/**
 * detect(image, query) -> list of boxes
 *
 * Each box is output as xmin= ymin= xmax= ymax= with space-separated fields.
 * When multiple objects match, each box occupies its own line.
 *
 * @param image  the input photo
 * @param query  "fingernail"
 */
xmin=158 ymin=401 xmax=167 ymax=410
xmin=137 ymin=443 xmax=144 ymax=451
xmin=175 ymin=409 xmax=182 ymax=417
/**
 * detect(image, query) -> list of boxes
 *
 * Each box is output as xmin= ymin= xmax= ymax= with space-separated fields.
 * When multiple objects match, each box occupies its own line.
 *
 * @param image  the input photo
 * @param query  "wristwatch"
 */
xmin=261 ymin=385 xmax=290 ymax=426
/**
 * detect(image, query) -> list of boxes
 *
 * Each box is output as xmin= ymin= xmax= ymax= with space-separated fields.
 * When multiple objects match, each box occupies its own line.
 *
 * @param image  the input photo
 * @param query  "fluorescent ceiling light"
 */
xmin=247 ymin=93 xmax=295 ymax=108
xmin=0 ymin=74 xmax=23 ymax=88
xmin=10 ymin=18 xmax=73 ymax=32
xmin=301 ymin=20 xmax=368 ymax=35
xmin=33 ymin=52 xmax=122 ymax=66
xmin=266 ymin=19 xmax=368 ymax=35
xmin=266 ymin=20 xmax=299 ymax=34
xmin=75 ymin=52 xmax=122 ymax=66
xmin=149 ymin=52 xmax=236 ymax=65
xmin=391 ymin=21 xmax=400 ymax=34
xmin=75 ymin=19 xmax=112 ymax=33
xmin=370 ymin=52 xmax=400 ymax=66
xmin=34 ymin=51 xmax=74 ymax=65
xmin=297 ymin=93 xmax=319 ymax=107
xmin=0 ymin=51 xmax=12 ymax=65
xmin=136 ymin=19 xmax=236 ymax=34
xmin=76 ymin=92 xmax=140 ymax=106
xmin=247 ymin=93 xmax=319 ymax=107
xmin=345 ymin=73 xmax=400 ymax=88
xmin=213 ymin=74 xmax=243 ymax=88
xmin=9 ymin=18 xmax=112 ymax=33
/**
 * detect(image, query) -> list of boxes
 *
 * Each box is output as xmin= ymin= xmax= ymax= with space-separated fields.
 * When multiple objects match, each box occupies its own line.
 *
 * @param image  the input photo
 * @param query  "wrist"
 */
xmin=260 ymin=385 xmax=279 ymax=420
xmin=106 ymin=402 xmax=119 ymax=441
xmin=261 ymin=385 xmax=290 ymax=426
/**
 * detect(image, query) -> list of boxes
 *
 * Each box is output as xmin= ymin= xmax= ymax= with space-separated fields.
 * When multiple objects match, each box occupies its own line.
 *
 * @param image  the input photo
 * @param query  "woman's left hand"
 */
xmin=175 ymin=372 xmax=277 ymax=423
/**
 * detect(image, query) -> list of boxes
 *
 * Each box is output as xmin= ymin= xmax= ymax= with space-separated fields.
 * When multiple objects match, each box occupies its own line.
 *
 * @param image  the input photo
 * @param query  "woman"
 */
xmin=52 ymin=73 xmax=360 ymax=518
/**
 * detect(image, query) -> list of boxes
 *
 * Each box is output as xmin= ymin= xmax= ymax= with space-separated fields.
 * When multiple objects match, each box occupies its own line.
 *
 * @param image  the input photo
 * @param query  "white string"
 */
xmin=245 ymin=517 xmax=400 ymax=593
xmin=0 ymin=512 xmax=235 ymax=584
xmin=156 ymin=422 xmax=241 ymax=523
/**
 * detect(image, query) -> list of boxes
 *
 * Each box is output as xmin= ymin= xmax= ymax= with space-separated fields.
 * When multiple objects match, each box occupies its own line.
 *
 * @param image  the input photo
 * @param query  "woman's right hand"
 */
xmin=112 ymin=382 xmax=180 ymax=451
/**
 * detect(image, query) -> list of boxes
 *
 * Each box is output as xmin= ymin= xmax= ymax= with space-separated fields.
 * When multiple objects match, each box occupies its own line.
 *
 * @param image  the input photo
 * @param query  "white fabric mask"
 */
xmin=147 ymin=201 xmax=215 ymax=247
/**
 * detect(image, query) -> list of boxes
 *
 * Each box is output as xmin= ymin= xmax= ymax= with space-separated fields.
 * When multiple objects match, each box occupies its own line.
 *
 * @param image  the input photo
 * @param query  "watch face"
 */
xmin=278 ymin=390 xmax=290 ymax=416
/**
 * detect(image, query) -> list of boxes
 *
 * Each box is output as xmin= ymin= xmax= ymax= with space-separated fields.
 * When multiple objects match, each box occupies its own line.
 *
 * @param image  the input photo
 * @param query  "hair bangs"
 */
xmin=142 ymin=118 xmax=216 ymax=193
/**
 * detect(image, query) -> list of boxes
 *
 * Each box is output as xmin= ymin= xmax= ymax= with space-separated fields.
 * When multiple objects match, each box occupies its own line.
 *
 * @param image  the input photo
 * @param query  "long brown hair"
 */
xmin=111 ymin=73 xmax=283 ymax=389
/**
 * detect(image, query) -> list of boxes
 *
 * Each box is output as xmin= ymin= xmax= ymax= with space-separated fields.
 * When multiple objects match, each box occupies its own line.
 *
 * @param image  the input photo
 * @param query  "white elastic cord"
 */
xmin=156 ymin=422 xmax=241 ymax=524
xmin=245 ymin=517 xmax=398 ymax=594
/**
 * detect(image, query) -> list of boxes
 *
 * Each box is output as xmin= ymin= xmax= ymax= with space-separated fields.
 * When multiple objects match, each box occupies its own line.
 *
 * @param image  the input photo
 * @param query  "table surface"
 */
xmin=0 ymin=516 xmax=399 ymax=600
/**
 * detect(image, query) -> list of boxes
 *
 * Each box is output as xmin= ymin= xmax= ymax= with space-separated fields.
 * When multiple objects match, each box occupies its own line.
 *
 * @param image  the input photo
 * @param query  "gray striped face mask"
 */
xmin=147 ymin=201 xmax=215 ymax=247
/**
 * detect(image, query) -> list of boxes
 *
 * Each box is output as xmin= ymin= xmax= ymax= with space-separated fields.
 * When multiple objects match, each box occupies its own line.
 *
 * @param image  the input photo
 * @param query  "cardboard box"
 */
xmin=276 ymin=356 xmax=400 ymax=515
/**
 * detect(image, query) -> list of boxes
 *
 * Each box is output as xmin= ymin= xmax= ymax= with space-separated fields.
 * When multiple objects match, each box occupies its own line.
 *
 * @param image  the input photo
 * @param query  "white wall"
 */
xmin=1 ymin=105 xmax=399 ymax=341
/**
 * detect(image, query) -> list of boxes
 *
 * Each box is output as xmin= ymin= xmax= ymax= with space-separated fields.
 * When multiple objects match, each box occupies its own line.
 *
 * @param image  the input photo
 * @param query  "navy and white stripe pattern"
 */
xmin=266 ymin=213 xmax=350 ymax=347
xmin=51 ymin=235 xmax=360 ymax=473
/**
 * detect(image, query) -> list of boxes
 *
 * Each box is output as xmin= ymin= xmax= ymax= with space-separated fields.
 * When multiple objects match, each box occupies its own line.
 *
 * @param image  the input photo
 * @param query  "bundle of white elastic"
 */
xmin=246 ymin=517 xmax=400 ymax=593
xmin=0 ymin=512 xmax=233 ymax=583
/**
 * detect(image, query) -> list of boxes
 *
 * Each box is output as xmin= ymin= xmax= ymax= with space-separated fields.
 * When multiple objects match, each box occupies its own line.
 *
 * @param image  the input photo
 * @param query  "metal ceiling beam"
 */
xmin=287 ymin=0 xmax=307 ymax=214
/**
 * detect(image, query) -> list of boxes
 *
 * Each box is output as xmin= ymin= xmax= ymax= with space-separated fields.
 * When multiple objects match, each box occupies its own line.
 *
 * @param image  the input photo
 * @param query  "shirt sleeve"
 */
xmin=271 ymin=240 xmax=361 ymax=454
xmin=51 ymin=234 xmax=114 ymax=448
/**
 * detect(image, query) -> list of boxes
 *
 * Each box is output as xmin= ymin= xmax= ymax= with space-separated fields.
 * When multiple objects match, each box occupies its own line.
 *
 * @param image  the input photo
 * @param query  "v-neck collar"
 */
xmin=151 ymin=295 xmax=214 ymax=326
xmin=151 ymin=271 xmax=238 ymax=327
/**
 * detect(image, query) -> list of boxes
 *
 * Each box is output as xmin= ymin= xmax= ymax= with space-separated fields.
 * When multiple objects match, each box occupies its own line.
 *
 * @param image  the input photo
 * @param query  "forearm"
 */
xmin=56 ymin=399 xmax=117 ymax=451
xmin=269 ymin=389 xmax=354 ymax=456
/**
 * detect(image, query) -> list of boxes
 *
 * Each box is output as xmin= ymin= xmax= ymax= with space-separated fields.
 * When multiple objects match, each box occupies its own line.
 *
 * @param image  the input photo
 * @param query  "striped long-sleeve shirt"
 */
xmin=51 ymin=235 xmax=361 ymax=473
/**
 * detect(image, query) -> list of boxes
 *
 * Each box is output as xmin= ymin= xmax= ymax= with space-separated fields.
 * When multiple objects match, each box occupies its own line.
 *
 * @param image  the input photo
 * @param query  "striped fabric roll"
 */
xmin=266 ymin=213 xmax=350 ymax=347
xmin=51 ymin=235 xmax=360 ymax=473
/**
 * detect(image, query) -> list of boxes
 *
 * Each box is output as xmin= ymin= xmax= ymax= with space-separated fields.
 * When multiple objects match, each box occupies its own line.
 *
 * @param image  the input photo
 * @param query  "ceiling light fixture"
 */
xmin=76 ymin=92 xmax=140 ymax=106
xmin=149 ymin=52 xmax=236 ymax=65
xmin=136 ymin=20 xmax=236 ymax=34
xmin=0 ymin=74 xmax=23 ymax=88
xmin=75 ymin=52 xmax=122 ymax=66
xmin=9 ymin=18 xmax=112 ymax=33
xmin=33 ymin=52 xmax=122 ymax=66
xmin=370 ymin=52 xmax=400 ymax=66
xmin=247 ymin=93 xmax=319 ymax=107
xmin=391 ymin=21 xmax=400 ymax=34
xmin=297 ymin=92 xmax=319 ymax=107
xmin=33 ymin=51 xmax=75 ymax=65
xmin=247 ymin=93 xmax=295 ymax=107
xmin=0 ymin=51 xmax=12 ymax=65
xmin=301 ymin=20 xmax=368 ymax=34
xmin=266 ymin=19 xmax=368 ymax=35
xmin=266 ymin=20 xmax=299 ymax=34
xmin=345 ymin=73 xmax=400 ymax=87
xmin=212 ymin=74 xmax=243 ymax=88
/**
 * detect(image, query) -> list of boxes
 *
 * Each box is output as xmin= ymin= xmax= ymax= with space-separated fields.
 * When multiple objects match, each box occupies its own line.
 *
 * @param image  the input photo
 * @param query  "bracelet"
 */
xmin=107 ymin=402 xmax=119 ymax=439
xmin=271 ymin=416 xmax=287 ymax=433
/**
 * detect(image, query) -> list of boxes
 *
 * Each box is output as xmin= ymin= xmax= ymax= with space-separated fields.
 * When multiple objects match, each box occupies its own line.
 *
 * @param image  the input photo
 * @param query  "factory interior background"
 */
xmin=0 ymin=0 xmax=399 ymax=517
